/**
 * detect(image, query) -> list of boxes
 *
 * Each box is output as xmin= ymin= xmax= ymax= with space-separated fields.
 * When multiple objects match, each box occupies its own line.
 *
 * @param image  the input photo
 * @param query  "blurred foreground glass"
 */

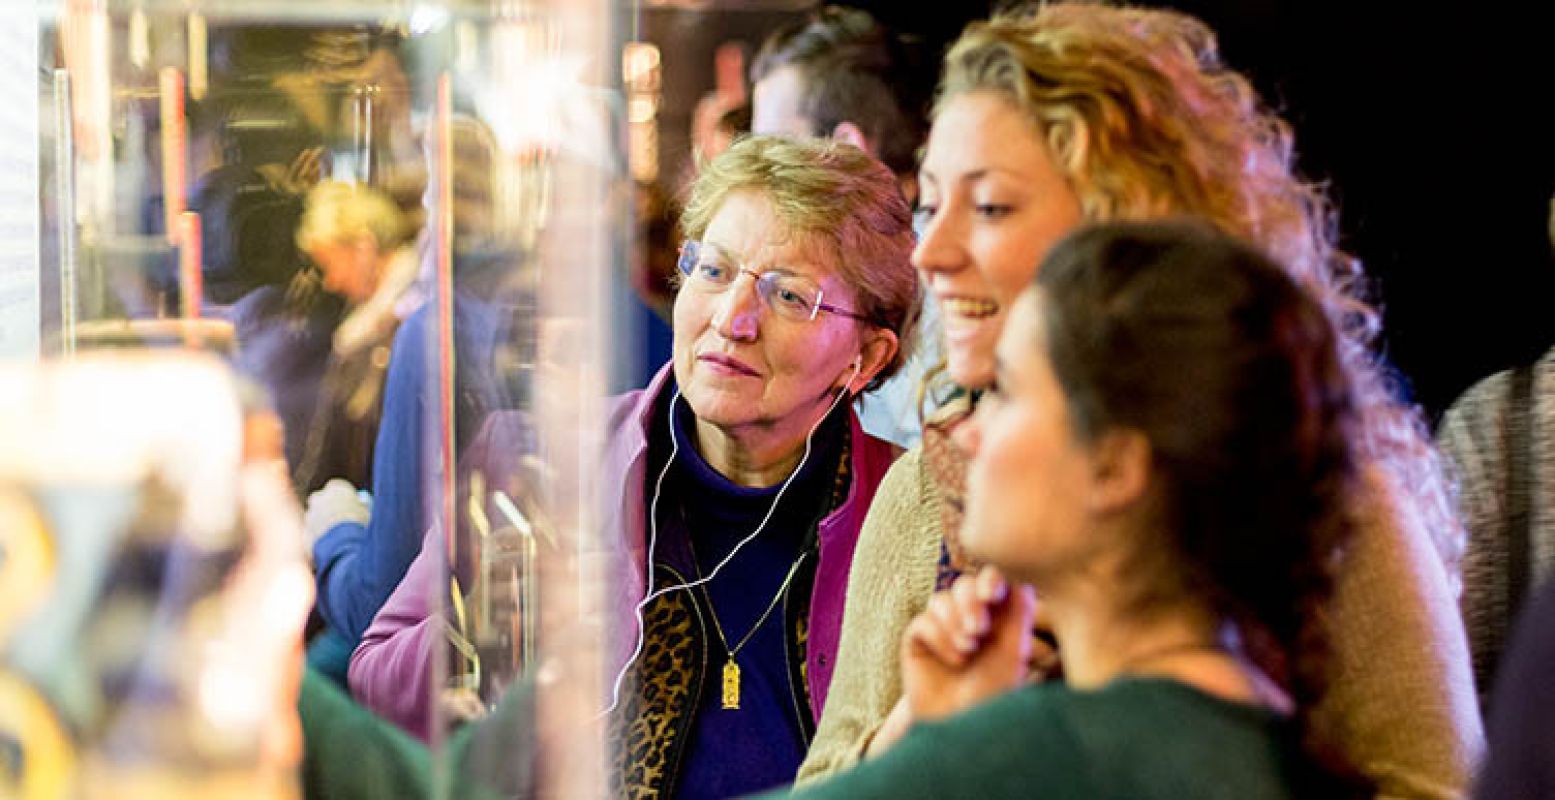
xmin=18 ymin=0 xmax=623 ymax=796
xmin=0 ymin=354 xmax=309 ymax=799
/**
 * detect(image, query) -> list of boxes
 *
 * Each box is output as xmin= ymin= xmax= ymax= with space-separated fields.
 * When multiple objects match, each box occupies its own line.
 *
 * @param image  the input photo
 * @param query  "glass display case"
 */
xmin=8 ymin=0 xmax=625 ymax=796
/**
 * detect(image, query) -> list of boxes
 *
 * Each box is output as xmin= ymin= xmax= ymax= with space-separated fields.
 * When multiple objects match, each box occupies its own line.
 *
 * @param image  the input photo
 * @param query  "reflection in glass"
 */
xmin=25 ymin=1 xmax=620 ymax=796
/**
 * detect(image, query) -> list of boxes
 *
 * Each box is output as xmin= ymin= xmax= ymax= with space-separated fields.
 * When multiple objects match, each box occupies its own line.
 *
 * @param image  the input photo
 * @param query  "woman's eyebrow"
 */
xmin=959 ymin=168 xmax=991 ymax=184
xmin=704 ymin=240 xmax=828 ymax=280
xmin=701 ymin=241 xmax=736 ymax=260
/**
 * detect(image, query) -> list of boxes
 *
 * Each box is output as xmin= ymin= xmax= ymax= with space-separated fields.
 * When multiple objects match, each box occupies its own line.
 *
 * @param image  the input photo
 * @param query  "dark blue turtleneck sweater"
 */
xmin=658 ymin=393 xmax=845 ymax=799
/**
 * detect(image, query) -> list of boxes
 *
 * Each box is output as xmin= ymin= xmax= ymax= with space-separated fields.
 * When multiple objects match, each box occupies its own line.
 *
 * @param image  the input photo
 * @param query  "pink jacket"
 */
xmin=348 ymin=364 xmax=899 ymax=739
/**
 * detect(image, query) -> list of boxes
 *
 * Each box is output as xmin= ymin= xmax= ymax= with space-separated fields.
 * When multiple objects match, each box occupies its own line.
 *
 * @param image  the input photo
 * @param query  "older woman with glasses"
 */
xmin=346 ymin=135 xmax=918 ymax=798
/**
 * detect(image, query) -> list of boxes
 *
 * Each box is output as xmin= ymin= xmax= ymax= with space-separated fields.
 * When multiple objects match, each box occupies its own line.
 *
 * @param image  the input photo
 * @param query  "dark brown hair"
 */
xmin=750 ymin=6 xmax=930 ymax=176
xmin=1034 ymin=219 xmax=1365 ymax=793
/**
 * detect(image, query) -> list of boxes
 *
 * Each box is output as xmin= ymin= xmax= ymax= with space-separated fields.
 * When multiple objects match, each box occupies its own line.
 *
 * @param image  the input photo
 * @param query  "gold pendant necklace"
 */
xmin=721 ymin=660 xmax=742 ymax=710
xmin=695 ymin=549 xmax=808 ymax=711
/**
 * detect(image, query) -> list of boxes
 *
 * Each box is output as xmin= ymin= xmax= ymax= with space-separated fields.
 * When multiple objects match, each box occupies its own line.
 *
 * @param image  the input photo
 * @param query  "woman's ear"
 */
xmin=829 ymin=121 xmax=872 ymax=154
xmin=1086 ymin=429 xmax=1152 ymax=515
xmin=844 ymin=330 xmax=899 ymax=394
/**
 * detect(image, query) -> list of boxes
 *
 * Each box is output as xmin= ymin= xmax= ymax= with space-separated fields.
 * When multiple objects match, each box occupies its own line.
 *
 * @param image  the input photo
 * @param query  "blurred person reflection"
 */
xmin=303 ymin=116 xmax=522 ymax=686
xmin=226 ymin=180 xmax=410 ymax=495
xmin=688 ymin=42 xmax=750 ymax=171
xmin=706 ymin=102 xmax=751 ymax=163
xmin=186 ymin=89 xmax=321 ymax=306
xmin=192 ymin=24 xmax=422 ymax=309
xmin=290 ymin=180 xmax=419 ymax=493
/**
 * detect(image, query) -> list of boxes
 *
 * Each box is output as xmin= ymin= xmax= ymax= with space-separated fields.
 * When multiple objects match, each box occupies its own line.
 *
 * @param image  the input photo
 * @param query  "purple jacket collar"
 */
xmin=600 ymin=362 xmax=897 ymax=719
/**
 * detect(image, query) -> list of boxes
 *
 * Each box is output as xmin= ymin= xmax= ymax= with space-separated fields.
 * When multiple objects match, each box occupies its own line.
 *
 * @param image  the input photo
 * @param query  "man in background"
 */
xmin=749 ymin=6 xmax=936 ymax=448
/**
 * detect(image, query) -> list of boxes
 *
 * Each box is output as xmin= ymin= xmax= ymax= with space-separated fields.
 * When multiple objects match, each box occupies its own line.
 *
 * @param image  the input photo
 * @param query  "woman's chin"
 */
xmin=946 ymin=355 xmax=995 ymax=392
xmin=680 ymin=387 xmax=754 ymax=428
xmin=956 ymin=519 xmax=1002 ymax=574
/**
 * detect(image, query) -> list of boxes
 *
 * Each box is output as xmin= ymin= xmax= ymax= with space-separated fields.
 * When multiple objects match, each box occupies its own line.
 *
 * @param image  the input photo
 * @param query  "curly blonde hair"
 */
xmin=935 ymin=2 xmax=1462 ymax=575
xmin=680 ymin=134 xmax=919 ymax=388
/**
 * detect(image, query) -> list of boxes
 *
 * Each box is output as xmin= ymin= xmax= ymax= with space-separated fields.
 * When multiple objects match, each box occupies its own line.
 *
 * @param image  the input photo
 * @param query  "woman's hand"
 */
xmin=863 ymin=695 xmax=914 ymax=759
xmin=303 ymin=478 xmax=371 ymax=555
xmin=901 ymin=566 xmax=1037 ymax=724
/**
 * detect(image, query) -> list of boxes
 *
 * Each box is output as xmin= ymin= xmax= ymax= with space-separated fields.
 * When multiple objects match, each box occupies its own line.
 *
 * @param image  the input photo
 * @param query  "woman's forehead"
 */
xmin=702 ymin=204 xmax=844 ymax=282
xmin=923 ymin=93 xmax=1052 ymax=182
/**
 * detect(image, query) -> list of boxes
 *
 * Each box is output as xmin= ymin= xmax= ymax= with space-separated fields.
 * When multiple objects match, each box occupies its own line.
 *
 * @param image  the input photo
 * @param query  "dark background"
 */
xmin=640 ymin=0 xmax=1555 ymax=421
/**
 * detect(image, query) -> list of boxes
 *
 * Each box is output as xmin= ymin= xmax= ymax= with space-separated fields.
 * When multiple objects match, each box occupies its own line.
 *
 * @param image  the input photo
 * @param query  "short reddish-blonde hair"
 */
xmin=680 ymin=135 xmax=918 ymax=387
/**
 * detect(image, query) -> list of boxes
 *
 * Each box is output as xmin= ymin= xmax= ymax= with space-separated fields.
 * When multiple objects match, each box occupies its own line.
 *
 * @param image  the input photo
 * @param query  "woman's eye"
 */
xmin=774 ymin=287 xmax=810 ymax=309
xmin=912 ymin=205 xmax=938 ymax=227
xmin=974 ymin=203 xmax=1013 ymax=220
xmin=697 ymin=262 xmax=728 ymax=281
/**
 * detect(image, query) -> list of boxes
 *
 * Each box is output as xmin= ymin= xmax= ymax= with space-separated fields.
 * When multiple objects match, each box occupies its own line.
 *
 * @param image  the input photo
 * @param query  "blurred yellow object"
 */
xmin=0 ymin=489 xmax=53 ymax=642
xmin=0 ymin=354 xmax=302 ymax=799
xmin=0 ymin=671 xmax=75 ymax=799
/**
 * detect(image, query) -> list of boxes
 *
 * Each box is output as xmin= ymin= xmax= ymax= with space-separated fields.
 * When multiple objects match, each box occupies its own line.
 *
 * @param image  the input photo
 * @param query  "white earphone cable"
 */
xmin=600 ymin=358 xmax=863 ymax=717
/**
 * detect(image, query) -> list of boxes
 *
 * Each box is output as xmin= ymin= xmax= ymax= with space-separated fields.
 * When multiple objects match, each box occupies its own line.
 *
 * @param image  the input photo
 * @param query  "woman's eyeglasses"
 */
xmin=677 ymin=240 xmax=872 ymax=324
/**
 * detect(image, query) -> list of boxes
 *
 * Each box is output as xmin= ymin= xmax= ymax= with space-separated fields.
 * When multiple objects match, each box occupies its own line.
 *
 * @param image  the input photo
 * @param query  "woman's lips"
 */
xmin=938 ymin=296 xmax=1003 ymax=348
xmin=698 ymin=353 xmax=761 ymax=377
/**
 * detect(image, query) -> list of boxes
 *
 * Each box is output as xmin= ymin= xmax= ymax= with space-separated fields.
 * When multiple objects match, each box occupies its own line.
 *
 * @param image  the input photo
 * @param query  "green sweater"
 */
xmin=779 ymin=679 xmax=1306 ymax=800
xmin=297 ymin=668 xmax=531 ymax=800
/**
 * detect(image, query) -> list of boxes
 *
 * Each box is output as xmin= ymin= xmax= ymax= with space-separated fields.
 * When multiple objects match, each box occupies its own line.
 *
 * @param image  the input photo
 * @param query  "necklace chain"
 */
xmin=688 ymin=536 xmax=808 ymax=659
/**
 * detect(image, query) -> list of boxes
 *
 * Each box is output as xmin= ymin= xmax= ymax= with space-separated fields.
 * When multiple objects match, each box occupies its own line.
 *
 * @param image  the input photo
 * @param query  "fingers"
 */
xmin=907 ymin=593 xmax=972 ymax=668
xmin=983 ymin=576 xmax=1039 ymax=679
xmin=1010 ymin=581 xmax=1038 ymax=621
xmin=903 ymin=571 xmax=1041 ymax=724
xmin=302 ymin=478 xmax=371 ymax=543
xmin=906 ymin=570 xmax=1009 ymax=668
xmin=974 ymin=564 xmax=1008 ymax=604
xmin=988 ymin=580 xmax=1037 ymax=650
xmin=951 ymin=573 xmax=990 ymax=639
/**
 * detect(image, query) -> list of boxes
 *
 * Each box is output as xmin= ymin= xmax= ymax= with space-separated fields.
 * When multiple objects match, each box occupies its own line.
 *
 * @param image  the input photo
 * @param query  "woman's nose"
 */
xmin=911 ymin=206 xmax=967 ymax=276
xmin=711 ymin=275 xmax=761 ymax=341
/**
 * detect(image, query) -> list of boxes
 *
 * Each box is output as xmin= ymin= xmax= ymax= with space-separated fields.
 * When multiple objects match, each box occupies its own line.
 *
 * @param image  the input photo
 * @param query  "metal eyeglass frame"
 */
xmin=676 ymin=239 xmax=873 ymax=324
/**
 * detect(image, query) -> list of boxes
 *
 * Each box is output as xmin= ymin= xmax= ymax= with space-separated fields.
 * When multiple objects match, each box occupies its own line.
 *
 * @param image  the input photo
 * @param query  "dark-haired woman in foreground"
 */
xmin=784 ymin=221 xmax=1367 ymax=798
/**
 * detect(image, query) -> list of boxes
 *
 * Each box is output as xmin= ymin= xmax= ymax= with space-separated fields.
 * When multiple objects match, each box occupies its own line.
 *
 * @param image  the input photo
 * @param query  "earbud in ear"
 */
xmin=835 ymin=355 xmax=865 ymax=398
